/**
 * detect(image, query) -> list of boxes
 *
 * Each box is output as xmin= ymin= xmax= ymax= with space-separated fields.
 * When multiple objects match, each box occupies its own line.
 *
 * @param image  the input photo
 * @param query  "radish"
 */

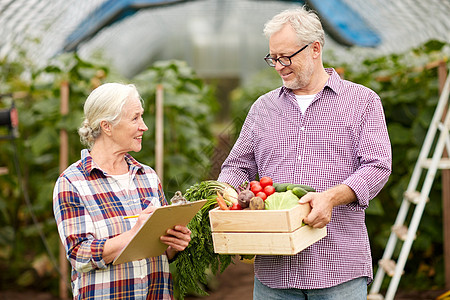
xmin=237 ymin=182 xmax=255 ymax=209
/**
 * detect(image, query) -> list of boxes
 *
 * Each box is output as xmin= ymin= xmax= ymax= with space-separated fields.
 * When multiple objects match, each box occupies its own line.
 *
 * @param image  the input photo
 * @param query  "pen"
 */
xmin=123 ymin=215 xmax=139 ymax=219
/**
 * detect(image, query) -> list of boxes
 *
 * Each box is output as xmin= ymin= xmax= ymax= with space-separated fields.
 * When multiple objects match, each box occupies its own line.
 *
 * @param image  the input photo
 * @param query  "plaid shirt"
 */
xmin=53 ymin=149 xmax=173 ymax=299
xmin=218 ymin=68 xmax=392 ymax=289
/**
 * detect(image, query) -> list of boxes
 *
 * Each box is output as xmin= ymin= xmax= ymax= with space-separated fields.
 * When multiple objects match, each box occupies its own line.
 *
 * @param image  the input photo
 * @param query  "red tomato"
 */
xmin=259 ymin=176 xmax=273 ymax=188
xmin=251 ymin=183 xmax=263 ymax=194
xmin=230 ymin=203 xmax=243 ymax=210
xmin=263 ymin=185 xmax=276 ymax=196
xmin=256 ymin=191 xmax=267 ymax=201
xmin=249 ymin=180 xmax=259 ymax=187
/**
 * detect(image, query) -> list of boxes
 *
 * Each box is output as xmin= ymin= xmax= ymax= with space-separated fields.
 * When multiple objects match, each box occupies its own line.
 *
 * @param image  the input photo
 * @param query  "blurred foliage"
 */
xmin=229 ymin=40 xmax=449 ymax=291
xmin=346 ymin=40 xmax=449 ymax=291
xmin=0 ymin=52 xmax=218 ymax=294
xmin=0 ymin=38 xmax=449 ymax=297
xmin=133 ymin=60 xmax=219 ymax=195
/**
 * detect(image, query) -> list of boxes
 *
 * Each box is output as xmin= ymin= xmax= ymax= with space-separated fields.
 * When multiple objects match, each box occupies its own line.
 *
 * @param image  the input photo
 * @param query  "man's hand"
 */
xmin=298 ymin=192 xmax=333 ymax=228
xmin=299 ymin=184 xmax=357 ymax=228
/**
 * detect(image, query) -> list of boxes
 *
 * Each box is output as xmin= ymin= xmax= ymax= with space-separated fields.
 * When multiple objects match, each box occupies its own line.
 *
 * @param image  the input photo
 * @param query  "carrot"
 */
xmin=216 ymin=192 xmax=229 ymax=210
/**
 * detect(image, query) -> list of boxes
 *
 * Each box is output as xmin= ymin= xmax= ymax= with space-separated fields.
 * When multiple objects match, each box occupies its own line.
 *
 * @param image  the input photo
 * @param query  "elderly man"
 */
xmin=218 ymin=6 xmax=392 ymax=300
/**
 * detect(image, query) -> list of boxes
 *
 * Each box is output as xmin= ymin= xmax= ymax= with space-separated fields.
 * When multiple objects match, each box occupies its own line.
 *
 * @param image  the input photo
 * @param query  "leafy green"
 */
xmin=0 ymin=53 xmax=219 ymax=293
xmin=264 ymin=191 xmax=299 ymax=210
xmin=172 ymin=181 xmax=233 ymax=299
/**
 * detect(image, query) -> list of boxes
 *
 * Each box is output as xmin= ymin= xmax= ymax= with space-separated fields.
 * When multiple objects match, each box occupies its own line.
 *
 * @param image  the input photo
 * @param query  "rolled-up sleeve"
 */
xmin=218 ymin=107 xmax=259 ymax=187
xmin=53 ymin=176 xmax=107 ymax=272
xmin=343 ymin=94 xmax=392 ymax=210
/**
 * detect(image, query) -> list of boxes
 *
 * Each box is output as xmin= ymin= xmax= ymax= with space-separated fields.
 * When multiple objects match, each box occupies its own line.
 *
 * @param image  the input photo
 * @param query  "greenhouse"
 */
xmin=0 ymin=0 xmax=450 ymax=299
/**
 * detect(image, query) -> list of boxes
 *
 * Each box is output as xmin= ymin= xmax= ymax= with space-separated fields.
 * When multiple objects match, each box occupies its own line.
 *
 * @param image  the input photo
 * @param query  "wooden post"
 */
xmin=155 ymin=84 xmax=164 ymax=182
xmin=0 ymin=167 xmax=8 ymax=175
xmin=59 ymin=81 xmax=69 ymax=300
xmin=438 ymin=61 xmax=450 ymax=290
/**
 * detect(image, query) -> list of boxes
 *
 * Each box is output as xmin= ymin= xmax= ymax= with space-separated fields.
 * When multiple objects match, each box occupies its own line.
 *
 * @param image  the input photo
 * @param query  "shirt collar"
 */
xmin=278 ymin=68 xmax=343 ymax=97
xmin=323 ymin=68 xmax=343 ymax=95
xmin=80 ymin=148 xmax=144 ymax=176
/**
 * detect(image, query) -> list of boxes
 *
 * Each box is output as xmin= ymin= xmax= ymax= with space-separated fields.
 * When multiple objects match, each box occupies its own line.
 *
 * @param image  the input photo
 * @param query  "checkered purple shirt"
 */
xmin=53 ymin=149 xmax=173 ymax=299
xmin=218 ymin=68 xmax=392 ymax=289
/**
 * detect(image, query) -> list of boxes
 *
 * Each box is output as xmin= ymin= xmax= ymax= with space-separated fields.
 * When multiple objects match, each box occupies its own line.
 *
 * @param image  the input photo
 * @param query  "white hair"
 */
xmin=78 ymin=83 xmax=140 ymax=148
xmin=263 ymin=6 xmax=325 ymax=47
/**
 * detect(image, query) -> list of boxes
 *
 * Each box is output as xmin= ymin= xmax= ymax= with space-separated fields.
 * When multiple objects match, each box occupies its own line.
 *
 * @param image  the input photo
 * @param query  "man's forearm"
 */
xmin=324 ymin=184 xmax=357 ymax=207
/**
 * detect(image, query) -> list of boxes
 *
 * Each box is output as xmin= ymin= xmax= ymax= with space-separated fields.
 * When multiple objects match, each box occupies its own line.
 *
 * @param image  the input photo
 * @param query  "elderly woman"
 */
xmin=53 ymin=83 xmax=191 ymax=300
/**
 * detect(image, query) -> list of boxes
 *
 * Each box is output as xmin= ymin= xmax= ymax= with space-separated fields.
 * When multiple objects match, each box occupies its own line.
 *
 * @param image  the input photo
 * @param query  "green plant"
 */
xmin=341 ymin=40 xmax=448 ymax=290
xmin=0 ymin=52 xmax=108 ymax=293
xmin=0 ymin=53 xmax=219 ymax=295
xmin=133 ymin=60 xmax=219 ymax=195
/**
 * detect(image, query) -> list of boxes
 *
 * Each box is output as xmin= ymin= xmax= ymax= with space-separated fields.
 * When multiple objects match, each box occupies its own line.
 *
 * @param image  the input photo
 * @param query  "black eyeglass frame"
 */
xmin=264 ymin=43 xmax=312 ymax=67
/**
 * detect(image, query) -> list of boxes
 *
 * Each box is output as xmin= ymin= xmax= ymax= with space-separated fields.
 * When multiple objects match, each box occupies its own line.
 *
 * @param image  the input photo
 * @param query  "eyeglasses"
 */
xmin=264 ymin=43 xmax=311 ymax=67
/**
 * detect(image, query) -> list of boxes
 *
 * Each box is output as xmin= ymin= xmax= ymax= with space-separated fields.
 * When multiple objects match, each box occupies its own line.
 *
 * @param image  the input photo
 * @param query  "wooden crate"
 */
xmin=209 ymin=204 xmax=326 ymax=255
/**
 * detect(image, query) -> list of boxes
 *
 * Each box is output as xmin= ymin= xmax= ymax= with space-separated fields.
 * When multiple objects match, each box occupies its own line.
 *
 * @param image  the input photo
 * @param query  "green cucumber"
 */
xmin=292 ymin=187 xmax=308 ymax=198
xmin=273 ymin=183 xmax=290 ymax=192
xmin=297 ymin=184 xmax=316 ymax=192
xmin=286 ymin=184 xmax=296 ymax=191
xmin=286 ymin=184 xmax=316 ymax=192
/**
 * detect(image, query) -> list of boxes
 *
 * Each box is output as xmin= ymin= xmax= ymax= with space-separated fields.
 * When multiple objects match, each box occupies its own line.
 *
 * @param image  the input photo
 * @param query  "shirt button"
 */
xmin=298 ymin=155 xmax=301 ymax=160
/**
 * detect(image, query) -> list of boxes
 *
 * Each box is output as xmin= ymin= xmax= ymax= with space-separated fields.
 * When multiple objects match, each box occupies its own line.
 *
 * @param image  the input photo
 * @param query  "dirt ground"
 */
xmin=0 ymin=260 xmax=448 ymax=300
xmin=185 ymin=259 xmax=255 ymax=300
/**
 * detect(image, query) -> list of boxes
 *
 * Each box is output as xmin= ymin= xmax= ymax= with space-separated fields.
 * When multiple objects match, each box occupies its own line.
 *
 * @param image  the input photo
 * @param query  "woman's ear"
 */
xmin=100 ymin=120 xmax=112 ymax=136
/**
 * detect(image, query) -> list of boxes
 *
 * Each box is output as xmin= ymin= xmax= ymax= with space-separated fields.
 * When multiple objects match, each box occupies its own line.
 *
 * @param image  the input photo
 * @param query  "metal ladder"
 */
xmin=368 ymin=72 xmax=450 ymax=300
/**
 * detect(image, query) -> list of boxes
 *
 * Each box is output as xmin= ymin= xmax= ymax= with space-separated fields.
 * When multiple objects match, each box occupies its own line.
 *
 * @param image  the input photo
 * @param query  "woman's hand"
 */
xmin=132 ymin=205 xmax=158 ymax=233
xmin=103 ymin=205 xmax=157 ymax=264
xmin=160 ymin=225 xmax=191 ymax=260
xmin=103 ymin=206 xmax=191 ymax=263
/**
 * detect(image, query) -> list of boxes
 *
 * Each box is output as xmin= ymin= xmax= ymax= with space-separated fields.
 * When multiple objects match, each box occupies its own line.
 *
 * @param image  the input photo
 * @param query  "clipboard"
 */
xmin=113 ymin=199 xmax=207 ymax=265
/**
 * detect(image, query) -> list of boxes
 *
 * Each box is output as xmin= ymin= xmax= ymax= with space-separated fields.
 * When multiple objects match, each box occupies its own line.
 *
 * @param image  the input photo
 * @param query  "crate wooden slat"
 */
xmin=209 ymin=203 xmax=311 ymax=232
xmin=209 ymin=204 xmax=327 ymax=255
xmin=211 ymin=225 xmax=326 ymax=255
